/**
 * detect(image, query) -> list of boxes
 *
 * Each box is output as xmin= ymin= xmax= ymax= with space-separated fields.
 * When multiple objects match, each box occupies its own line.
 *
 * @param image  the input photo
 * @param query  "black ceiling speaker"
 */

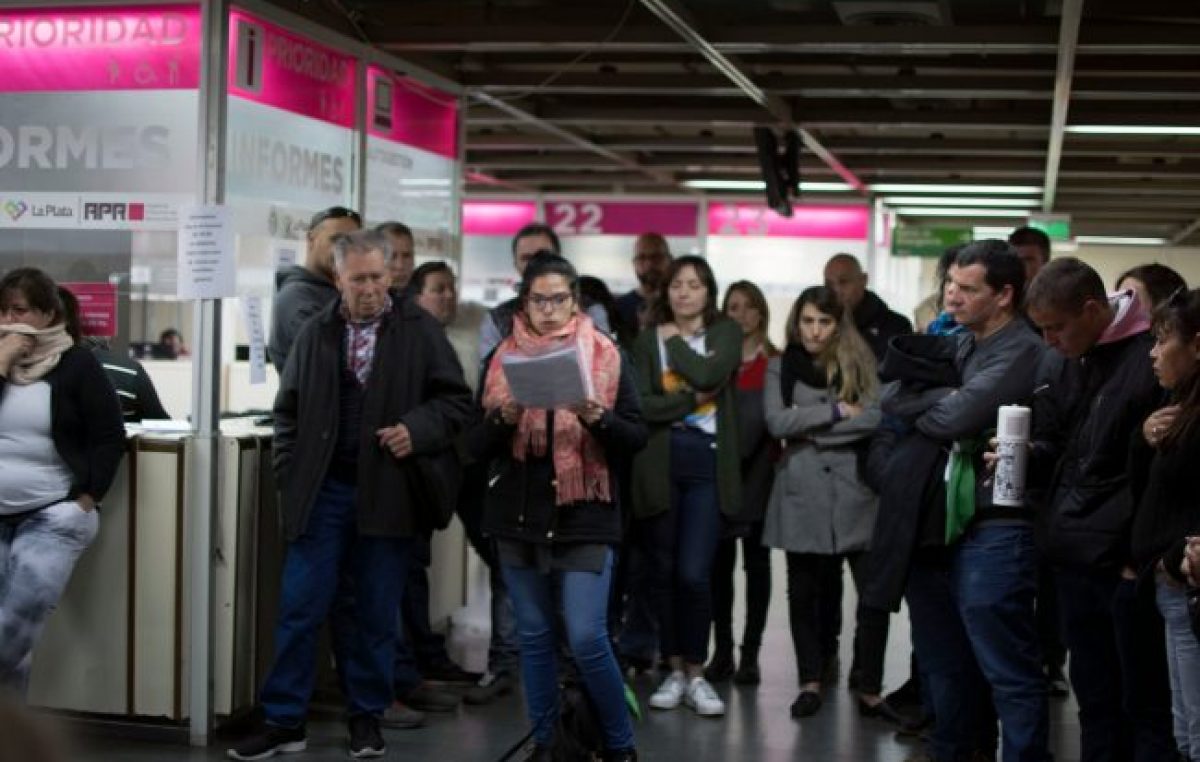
xmin=753 ymin=126 xmax=794 ymax=217
xmin=783 ymin=129 xmax=802 ymax=197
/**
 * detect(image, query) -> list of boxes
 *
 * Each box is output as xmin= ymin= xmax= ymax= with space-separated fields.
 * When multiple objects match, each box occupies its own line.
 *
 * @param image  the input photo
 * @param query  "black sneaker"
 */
xmin=463 ymin=671 xmax=515 ymax=705
xmin=422 ymin=658 xmax=482 ymax=685
xmin=703 ymin=650 xmax=735 ymax=683
xmin=347 ymin=715 xmax=385 ymax=759
xmin=226 ymin=724 xmax=306 ymax=760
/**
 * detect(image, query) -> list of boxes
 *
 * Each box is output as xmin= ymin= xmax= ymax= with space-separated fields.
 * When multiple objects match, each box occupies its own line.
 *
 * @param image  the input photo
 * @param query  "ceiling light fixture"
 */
xmin=893 ymin=207 xmax=1030 ymax=218
xmin=872 ymin=183 xmax=1043 ymax=195
xmin=882 ymin=197 xmax=1041 ymax=208
xmin=1065 ymin=125 xmax=1200 ymax=136
xmin=1074 ymin=236 xmax=1168 ymax=245
xmin=681 ymin=179 xmax=854 ymax=192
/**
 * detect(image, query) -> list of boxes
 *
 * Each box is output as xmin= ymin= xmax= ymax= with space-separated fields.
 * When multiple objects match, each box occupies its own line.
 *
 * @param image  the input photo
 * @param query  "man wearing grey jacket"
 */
xmin=905 ymin=240 xmax=1050 ymax=762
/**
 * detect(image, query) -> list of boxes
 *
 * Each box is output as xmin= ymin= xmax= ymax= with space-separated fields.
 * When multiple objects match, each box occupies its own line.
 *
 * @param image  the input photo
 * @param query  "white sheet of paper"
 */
xmin=240 ymin=294 xmax=267 ymax=385
xmin=501 ymin=344 xmax=593 ymax=409
xmin=177 ymin=205 xmax=236 ymax=299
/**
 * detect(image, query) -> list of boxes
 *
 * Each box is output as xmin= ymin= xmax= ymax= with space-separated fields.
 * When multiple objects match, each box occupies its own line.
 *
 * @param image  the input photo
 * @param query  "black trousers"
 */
xmin=786 ymin=551 xmax=890 ymax=692
xmin=710 ymin=521 xmax=772 ymax=657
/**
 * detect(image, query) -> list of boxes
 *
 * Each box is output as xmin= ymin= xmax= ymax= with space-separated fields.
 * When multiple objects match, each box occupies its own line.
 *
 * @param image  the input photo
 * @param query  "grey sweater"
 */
xmin=268 ymin=266 xmax=339 ymax=371
xmin=916 ymin=318 xmax=1044 ymax=520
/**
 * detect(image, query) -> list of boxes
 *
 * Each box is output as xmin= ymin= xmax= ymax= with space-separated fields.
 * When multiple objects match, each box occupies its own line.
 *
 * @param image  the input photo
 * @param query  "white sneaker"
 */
xmin=648 ymin=670 xmax=687 ymax=710
xmin=685 ymin=676 xmax=726 ymax=717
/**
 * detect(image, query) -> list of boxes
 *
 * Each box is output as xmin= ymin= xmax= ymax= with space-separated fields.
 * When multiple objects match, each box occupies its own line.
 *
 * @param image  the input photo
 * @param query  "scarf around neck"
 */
xmin=0 ymin=323 xmax=73 ymax=385
xmin=780 ymin=343 xmax=832 ymax=406
xmin=482 ymin=311 xmax=622 ymax=506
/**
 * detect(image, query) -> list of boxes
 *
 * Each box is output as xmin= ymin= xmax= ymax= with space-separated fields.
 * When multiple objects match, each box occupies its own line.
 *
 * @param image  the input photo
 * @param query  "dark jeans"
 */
xmin=503 ymin=551 xmax=634 ymax=751
xmin=785 ymin=552 xmax=889 ymax=692
xmin=393 ymin=531 xmax=449 ymax=696
xmin=1056 ymin=567 xmax=1175 ymax=762
xmin=260 ymin=478 xmax=412 ymax=726
xmin=954 ymin=525 xmax=1049 ymax=762
xmin=648 ymin=428 xmax=722 ymax=666
xmin=711 ymin=520 xmax=771 ymax=658
xmin=907 ymin=550 xmax=993 ymax=762
xmin=1037 ymin=561 xmax=1066 ymax=673
xmin=617 ymin=521 xmax=660 ymax=664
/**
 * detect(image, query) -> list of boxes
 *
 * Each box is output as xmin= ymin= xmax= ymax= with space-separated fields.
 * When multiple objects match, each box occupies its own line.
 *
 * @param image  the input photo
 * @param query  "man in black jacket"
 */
xmin=824 ymin=253 xmax=913 ymax=363
xmin=1024 ymin=257 xmax=1174 ymax=762
xmin=230 ymin=230 xmax=473 ymax=761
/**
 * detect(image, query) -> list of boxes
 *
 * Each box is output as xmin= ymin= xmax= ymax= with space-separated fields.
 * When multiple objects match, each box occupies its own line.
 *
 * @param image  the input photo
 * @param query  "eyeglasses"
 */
xmin=527 ymin=292 xmax=573 ymax=311
xmin=309 ymin=206 xmax=362 ymax=229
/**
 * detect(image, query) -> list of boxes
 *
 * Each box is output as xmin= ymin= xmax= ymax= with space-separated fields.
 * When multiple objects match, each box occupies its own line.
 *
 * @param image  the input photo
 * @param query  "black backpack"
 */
xmin=550 ymin=676 xmax=605 ymax=761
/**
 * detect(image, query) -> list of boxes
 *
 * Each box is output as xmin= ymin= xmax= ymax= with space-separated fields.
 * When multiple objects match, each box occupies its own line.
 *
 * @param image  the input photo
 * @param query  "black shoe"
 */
xmin=423 ymin=657 xmax=482 ymax=685
xmin=885 ymin=677 xmax=922 ymax=712
xmin=603 ymin=749 xmax=639 ymax=762
xmin=1046 ymin=665 xmax=1069 ymax=697
xmin=226 ymin=724 xmax=306 ymax=760
xmin=403 ymin=681 xmax=461 ymax=712
xmin=896 ymin=712 xmax=934 ymax=739
xmin=789 ymin=691 xmax=822 ymax=719
xmin=522 ymin=743 xmax=552 ymax=761
xmin=381 ymin=701 xmax=426 ymax=729
xmin=704 ymin=650 xmax=735 ymax=683
xmin=734 ymin=647 xmax=760 ymax=685
xmin=347 ymin=715 xmax=385 ymax=759
xmin=463 ymin=671 xmax=515 ymax=705
xmin=857 ymin=696 xmax=909 ymax=726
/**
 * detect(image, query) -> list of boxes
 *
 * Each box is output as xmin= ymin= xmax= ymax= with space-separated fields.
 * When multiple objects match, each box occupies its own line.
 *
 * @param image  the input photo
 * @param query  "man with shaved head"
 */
xmin=823 ymin=253 xmax=913 ymax=363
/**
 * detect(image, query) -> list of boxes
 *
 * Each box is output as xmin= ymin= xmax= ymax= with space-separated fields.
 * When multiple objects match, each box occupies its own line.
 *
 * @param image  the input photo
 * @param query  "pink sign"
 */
xmin=547 ymin=201 xmax=698 ymax=237
xmin=367 ymin=66 xmax=458 ymax=159
xmin=227 ymin=9 xmax=356 ymax=127
xmin=62 ymin=281 xmax=118 ymax=337
xmin=462 ymin=201 xmax=538 ymax=236
xmin=0 ymin=5 xmax=201 ymax=93
xmin=708 ymin=203 xmax=869 ymax=240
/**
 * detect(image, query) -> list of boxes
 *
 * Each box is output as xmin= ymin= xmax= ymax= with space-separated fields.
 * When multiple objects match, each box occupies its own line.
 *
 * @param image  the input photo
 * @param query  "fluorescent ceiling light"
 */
xmin=1066 ymin=125 xmax=1200 ymax=136
xmin=973 ymin=226 xmax=1015 ymax=239
xmin=681 ymin=179 xmax=854 ymax=192
xmin=871 ymin=183 xmax=1042 ymax=195
xmin=883 ymin=196 xmax=1041 ymax=208
xmin=1075 ymin=236 xmax=1168 ymax=245
xmin=894 ymin=207 xmax=1029 ymax=218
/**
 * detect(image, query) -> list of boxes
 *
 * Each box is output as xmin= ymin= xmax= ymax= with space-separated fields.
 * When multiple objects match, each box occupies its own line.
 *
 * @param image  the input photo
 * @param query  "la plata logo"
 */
xmin=83 ymin=202 xmax=145 ymax=222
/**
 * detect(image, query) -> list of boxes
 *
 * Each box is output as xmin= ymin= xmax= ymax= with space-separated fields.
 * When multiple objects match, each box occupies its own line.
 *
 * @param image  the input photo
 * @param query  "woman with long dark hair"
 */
xmin=705 ymin=280 xmax=778 ymax=686
xmin=631 ymin=255 xmax=742 ymax=718
xmin=476 ymin=253 xmax=645 ymax=761
xmin=1133 ymin=288 xmax=1200 ymax=761
xmin=0 ymin=268 xmax=124 ymax=696
xmin=762 ymin=286 xmax=887 ymax=719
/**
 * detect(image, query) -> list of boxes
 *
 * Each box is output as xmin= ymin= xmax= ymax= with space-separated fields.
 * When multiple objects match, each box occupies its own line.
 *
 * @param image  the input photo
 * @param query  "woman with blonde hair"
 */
xmin=763 ymin=285 xmax=889 ymax=719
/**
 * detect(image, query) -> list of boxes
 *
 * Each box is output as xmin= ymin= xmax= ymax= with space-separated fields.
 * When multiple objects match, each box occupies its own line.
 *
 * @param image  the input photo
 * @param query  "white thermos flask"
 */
xmin=993 ymin=405 xmax=1032 ymax=507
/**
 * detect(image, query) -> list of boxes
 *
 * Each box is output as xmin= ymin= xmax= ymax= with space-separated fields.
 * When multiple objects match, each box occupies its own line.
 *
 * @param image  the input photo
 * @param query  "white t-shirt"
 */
xmin=0 ymin=382 xmax=74 ymax=513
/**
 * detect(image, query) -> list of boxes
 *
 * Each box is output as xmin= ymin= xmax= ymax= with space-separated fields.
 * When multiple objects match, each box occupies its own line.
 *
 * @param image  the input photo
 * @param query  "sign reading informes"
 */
xmin=61 ymin=281 xmax=118 ymax=337
xmin=0 ymin=5 xmax=202 ymax=92
xmin=708 ymin=203 xmax=869 ymax=240
xmin=892 ymin=226 xmax=973 ymax=258
xmin=547 ymin=201 xmax=699 ymax=237
xmin=364 ymin=66 xmax=458 ymax=258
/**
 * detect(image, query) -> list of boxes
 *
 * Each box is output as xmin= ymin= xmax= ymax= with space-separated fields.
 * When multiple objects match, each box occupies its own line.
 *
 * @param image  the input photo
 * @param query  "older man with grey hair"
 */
xmin=230 ymin=230 xmax=474 ymax=761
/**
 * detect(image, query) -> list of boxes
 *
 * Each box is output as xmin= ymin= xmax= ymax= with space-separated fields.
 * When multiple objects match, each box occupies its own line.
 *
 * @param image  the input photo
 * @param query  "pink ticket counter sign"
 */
xmin=0 ymin=5 xmax=201 ymax=92
xmin=547 ymin=200 xmax=698 ymax=237
xmin=61 ymin=281 xmax=118 ymax=337
xmin=463 ymin=201 xmax=539 ymax=236
xmin=367 ymin=66 xmax=458 ymax=159
xmin=228 ymin=8 xmax=356 ymax=128
xmin=709 ymin=203 xmax=869 ymax=240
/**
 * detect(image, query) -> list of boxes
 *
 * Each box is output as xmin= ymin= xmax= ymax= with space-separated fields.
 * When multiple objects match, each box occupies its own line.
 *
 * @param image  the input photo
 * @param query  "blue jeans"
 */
xmin=953 ymin=524 xmax=1049 ymax=762
xmin=1058 ymin=568 xmax=1175 ymax=762
xmin=648 ymin=428 xmax=722 ymax=666
xmin=503 ymin=551 xmax=634 ymax=751
xmin=1158 ymin=580 xmax=1200 ymax=760
xmin=907 ymin=550 xmax=993 ymax=762
xmin=260 ymin=478 xmax=412 ymax=726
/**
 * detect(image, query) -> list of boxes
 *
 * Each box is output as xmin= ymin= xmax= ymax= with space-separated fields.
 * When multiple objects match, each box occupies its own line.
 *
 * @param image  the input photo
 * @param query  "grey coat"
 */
xmin=761 ymin=356 xmax=882 ymax=555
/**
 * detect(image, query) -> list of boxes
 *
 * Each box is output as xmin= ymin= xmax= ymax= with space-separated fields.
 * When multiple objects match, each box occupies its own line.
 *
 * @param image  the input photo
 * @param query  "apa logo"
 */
xmin=83 ymin=202 xmax=145 ymax=222
xmin=3 ymin=200 xmax=29 ymax=221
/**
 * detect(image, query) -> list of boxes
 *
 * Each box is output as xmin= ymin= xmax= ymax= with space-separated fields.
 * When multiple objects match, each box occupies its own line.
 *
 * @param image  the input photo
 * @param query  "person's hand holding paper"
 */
xmin=500 ymin=342 xmax=594 ymax=409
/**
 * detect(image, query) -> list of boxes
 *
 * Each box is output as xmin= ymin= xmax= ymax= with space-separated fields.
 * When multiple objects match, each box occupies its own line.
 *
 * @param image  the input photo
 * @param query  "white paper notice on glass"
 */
xmin=177 ymin=205 xmax=236 ymax=299
xmin=501 ymin=344 xmax=594 ymax=409
xmin=240 ymin=294 xmax=268 ymax=385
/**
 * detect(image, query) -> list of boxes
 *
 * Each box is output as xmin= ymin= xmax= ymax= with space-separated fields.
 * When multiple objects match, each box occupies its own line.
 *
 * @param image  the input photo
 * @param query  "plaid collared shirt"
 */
xmin=342 ymin=296 xmax=392 ymax=387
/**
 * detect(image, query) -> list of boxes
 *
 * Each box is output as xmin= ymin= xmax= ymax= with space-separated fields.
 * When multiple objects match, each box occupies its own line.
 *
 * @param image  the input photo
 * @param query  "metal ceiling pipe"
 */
xmin=1043 ymin=0 xmax=1085 ymax=212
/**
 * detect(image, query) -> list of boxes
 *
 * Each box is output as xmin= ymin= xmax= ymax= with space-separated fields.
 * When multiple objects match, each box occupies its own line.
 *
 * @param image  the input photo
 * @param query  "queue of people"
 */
xmin=4 ymin=202 xmax=1200 ymax=762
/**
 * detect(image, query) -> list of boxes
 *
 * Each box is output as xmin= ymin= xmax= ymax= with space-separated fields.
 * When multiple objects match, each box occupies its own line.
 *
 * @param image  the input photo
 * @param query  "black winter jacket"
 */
xmin=471 ymin=355 xmax=647 ymax=546
xmin=268 ymin=266 xmax=339 ymax=371
xmin=273 ymin=297 xmax=474 ymax=541
xmin=854 ymin=290 xmax=914 ymax=364
xmin=1130 ymin=414 xmax=1200 ymax=578
xmin=0 ymin=345 xmax=126 ymax=502
xmin=1033 ymin=331 xmax=1162 ymax=570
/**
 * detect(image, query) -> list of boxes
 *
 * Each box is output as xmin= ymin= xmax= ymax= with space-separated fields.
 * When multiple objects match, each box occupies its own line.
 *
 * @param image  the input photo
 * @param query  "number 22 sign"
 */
xmin=550 ymin=202 xmax=604 ymax=235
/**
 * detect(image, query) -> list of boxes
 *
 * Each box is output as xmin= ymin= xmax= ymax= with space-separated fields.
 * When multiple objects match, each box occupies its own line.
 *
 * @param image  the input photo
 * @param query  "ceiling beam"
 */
xmin=466 ymin=92 xmax=681 ymax=189
xmin=1043 ymin=0 xmax=1085 ymax=211
xmin=1171 ymin=216 xmax=1200 ymax=245
xmin=636 ymin=0 xmax=866 ymax=193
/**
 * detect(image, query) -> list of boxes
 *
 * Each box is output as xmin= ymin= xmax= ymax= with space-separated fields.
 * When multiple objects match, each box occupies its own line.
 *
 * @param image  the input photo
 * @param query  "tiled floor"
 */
xmin=68 ymin=552 xmax=1082 ymax=761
